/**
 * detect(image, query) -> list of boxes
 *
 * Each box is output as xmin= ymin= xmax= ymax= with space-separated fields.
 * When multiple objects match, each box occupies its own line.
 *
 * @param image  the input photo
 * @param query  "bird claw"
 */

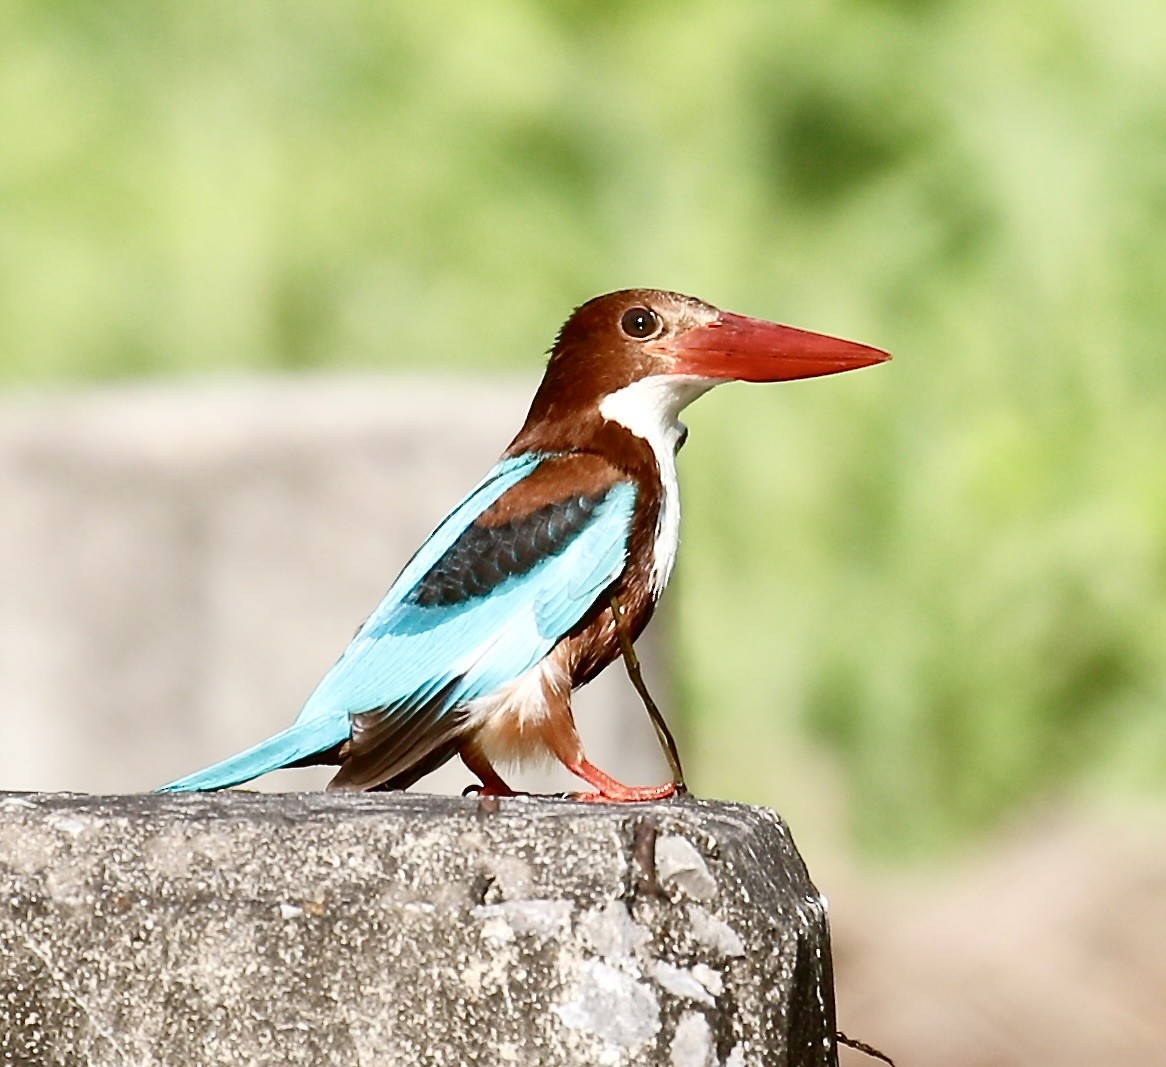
xmin=462 ymin=782 xmax=525 ymax=798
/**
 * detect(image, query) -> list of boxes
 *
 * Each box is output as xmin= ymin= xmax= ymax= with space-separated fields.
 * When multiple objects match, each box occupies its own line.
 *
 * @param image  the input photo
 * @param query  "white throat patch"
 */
xmin=598 ymin=374 xmax=718 ymax=596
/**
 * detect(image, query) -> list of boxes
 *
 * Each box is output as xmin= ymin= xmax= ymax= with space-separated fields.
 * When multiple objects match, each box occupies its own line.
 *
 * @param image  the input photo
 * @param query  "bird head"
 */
xmin=519 ymin=289 xmax=890 ymax=438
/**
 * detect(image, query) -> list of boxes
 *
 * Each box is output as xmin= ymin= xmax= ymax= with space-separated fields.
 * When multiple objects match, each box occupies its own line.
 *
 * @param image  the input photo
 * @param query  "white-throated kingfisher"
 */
xmin=160 ymin=290 xmax=889 ymax=801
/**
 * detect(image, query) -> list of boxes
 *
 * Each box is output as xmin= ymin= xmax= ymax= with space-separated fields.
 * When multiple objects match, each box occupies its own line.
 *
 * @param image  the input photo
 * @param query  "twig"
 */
xmin=837 ymin=1031 xmax=896 ymax=1066
xmin=609 ymin=593 xmax=687 ymax=793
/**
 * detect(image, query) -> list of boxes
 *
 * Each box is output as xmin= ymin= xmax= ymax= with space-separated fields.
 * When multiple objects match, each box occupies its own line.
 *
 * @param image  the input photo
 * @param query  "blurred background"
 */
xmin=2 ymin=1 xmax=1165 ymax=1063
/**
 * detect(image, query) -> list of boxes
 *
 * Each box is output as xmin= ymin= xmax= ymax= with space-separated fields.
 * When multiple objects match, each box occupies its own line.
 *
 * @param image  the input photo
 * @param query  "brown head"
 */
xmin=513 ymin=288 xmax=890 ymax=451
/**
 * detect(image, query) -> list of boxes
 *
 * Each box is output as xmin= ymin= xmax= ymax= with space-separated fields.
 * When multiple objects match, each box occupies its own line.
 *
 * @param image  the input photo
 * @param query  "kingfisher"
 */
xmin=160 ymin=290 xmax=888 ymax=801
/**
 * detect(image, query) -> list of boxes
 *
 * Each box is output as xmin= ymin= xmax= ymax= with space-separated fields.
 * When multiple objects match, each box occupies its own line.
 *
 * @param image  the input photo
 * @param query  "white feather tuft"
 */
xmin=598 ymin=374 xmax=718 ymax=595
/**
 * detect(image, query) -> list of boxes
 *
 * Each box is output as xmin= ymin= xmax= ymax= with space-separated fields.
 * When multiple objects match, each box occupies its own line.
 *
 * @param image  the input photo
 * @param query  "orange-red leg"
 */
xmin=564 ymin=756 xmax=677 ymax=803
xmin=460 ymin=743 xmax=519 ymax=797
xmin=462 ymin=647 xmax=676 ymax=804
xmin=537 ymin=678 xmax=677 ymax=803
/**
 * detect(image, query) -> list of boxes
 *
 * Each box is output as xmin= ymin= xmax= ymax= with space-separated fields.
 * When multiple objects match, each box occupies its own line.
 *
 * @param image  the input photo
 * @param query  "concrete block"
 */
xmin=0 ymin=378 xmax=674 ymax=795
xmin=0 ymin=793 xmax=835 ymax=1066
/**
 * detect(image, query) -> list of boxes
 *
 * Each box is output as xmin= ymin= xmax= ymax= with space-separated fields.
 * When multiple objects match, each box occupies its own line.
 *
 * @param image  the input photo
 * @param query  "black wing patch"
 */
xmin=410 ymin=490 xmax=610 ymax=608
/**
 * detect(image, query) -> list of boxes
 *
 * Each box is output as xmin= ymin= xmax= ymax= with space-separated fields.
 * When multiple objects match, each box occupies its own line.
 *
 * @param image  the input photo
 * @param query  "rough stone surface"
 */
xmin=0 ymin=792 xmax=836 ymax=1067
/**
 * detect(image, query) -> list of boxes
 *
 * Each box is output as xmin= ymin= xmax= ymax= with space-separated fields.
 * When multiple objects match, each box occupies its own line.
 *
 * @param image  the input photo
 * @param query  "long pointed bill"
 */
xmin=660 ymin=312 xmax=891 ymax=382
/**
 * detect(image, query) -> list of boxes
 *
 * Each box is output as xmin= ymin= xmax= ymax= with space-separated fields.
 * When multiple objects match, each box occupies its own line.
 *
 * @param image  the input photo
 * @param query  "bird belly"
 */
xmin=462 ymin=653 xmax=575 ymax=768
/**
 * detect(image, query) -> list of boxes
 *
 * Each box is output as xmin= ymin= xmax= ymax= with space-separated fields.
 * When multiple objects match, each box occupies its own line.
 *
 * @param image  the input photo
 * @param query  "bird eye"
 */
xmin=620 ymin=306 xmax=661 ymax=340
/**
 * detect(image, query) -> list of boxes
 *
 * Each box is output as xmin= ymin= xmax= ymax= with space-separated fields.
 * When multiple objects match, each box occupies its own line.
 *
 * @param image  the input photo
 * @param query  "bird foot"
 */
xmin=563 ymin=756 xmax=680 ymax=803
xmin=568 ymin=781 xmax=678 ymax=803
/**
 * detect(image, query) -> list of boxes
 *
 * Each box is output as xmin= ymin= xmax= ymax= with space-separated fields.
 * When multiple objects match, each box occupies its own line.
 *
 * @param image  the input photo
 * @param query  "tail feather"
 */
xmin=157 ymin=721 xmax=343 ymax=792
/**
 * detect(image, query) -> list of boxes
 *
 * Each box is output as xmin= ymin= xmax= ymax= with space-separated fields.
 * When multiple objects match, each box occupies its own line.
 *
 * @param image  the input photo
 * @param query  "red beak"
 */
xmin=659 ymin=312 xmax=891 ymax=382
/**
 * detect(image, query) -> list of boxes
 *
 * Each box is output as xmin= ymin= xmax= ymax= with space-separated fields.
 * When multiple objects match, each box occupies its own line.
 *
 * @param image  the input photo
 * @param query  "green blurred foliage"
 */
xmin=3 ymin=0 xmax=1165 ymax=857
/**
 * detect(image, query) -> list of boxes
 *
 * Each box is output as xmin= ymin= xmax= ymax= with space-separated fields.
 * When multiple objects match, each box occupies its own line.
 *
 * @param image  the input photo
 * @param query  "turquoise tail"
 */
xmin=157 ymin=722 xmax=342 ymax=792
